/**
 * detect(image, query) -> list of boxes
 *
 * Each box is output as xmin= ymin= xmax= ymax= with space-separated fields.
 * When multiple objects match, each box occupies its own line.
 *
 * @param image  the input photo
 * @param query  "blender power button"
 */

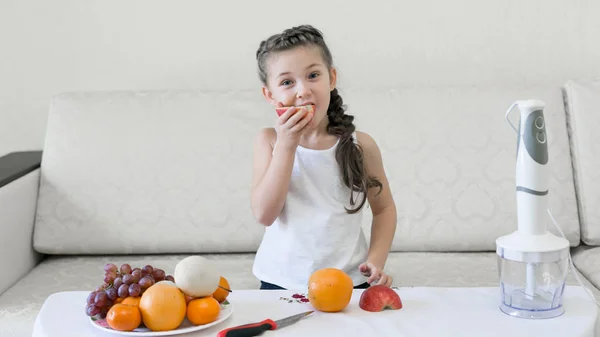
xmin=535 ymin=116 xmax=545 ymax=129
xmin=537 ymin=131 xmax=547 ymax=143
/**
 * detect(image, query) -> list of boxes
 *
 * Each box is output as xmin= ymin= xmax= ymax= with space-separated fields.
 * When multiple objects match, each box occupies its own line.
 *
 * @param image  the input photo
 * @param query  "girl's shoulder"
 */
xmin=254 ymin=127 xmax=277 ymax=150
xmin=354 ymin=130 xmax=379 ymax=152
xmin=354 ymin=130 xmax=385 ymax=167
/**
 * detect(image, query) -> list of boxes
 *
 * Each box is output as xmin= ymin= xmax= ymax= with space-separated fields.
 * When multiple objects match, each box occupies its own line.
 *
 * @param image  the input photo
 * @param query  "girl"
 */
xmin=251 ymin=25 xmax=397 ymax=290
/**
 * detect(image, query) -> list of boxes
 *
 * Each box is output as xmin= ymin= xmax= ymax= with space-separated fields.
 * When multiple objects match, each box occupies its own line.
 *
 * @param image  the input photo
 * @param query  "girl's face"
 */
xmin=262 ymin=45 xmax=337 ymax=129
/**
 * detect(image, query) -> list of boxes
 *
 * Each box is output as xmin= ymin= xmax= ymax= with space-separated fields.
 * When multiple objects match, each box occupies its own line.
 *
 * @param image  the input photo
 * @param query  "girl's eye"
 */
xmin=280 ymin=80 xmax=292 ymax=86
xmin=309 ymin=72 xmax=319 ymax=79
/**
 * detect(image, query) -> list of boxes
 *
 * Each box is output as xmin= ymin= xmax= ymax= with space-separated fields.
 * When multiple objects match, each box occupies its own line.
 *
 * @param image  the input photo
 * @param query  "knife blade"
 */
xmin=216 ymin=310 xmax=314 ymax=337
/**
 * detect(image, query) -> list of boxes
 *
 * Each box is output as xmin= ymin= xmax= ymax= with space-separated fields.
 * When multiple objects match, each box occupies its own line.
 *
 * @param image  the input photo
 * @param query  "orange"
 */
xmin=106 ymin=303 xmax=142 ymax=332
xmin=186 ymin=297 xmax=221 ymax=325
xmin=211 ymin=276 xmax=231 ymax=303
xmin=122 ymin=296 xmax=141 ymax=307
xmin=139 ymin=283 xmax=187 ymax=331
xmin=307 ymin=268 xmax=353 ymax=312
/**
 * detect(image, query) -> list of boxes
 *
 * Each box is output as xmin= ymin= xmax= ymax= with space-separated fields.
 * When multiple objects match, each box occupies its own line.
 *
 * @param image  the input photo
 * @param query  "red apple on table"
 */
xmin=358 ymin=285 xmax=403 ymax=312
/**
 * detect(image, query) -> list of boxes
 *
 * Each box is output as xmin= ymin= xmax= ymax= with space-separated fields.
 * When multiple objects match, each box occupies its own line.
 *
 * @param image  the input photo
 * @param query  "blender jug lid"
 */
xmin=496 ymin=231 xmax=570 ymax=263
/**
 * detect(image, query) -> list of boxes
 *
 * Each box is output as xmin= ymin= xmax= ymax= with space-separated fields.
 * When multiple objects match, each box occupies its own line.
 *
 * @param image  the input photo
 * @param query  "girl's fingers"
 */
xmin=374 ymin=274 xmax=392 ymax=287
xmin=359 ymin=263 xmax=369 ymax=275
xmin=277 ymin=107 xmax=298 ymax=124
xmin=360 ymin=262 xmax=376 ymax=277
xmin=367 ymin=269 xmax=381 ymax=285
xmin=289 ymin=113 xmax=312 ymax=133
xmin=285 ymin=107 xmax=310 ymax=127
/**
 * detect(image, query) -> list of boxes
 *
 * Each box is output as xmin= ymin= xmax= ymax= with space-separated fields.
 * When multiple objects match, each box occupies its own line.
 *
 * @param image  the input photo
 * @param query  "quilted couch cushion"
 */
xmin=33 ymin=87 xmax=580 ymax=255
xmin=1 ymin=252 xmax=598 ymax=337
xmin=33 ymin=90 xmax=270 ymax=255
xmin=563 ymin=80 xmax=600 ymax=245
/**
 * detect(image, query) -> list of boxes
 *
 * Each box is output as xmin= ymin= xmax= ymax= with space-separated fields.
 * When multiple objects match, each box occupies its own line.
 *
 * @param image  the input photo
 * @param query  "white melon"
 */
xmin=155 ymin=280 xmax=177 ymax=287
xmin=173 ymin=256 xmax=220 ymax=297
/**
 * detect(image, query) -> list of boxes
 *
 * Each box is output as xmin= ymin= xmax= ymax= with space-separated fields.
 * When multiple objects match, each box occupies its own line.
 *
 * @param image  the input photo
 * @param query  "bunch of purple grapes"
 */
xmin=85 ymin=263 xmax=175 ymax=318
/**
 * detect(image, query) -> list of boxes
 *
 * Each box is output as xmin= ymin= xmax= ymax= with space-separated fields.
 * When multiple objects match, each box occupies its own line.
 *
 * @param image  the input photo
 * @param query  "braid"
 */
xmin=256 ymin=25 xmax=329 ymax=86
xmin=256 ymin=25 xmax=382 ymax=213
xmin=281 ymin=25 xmax=323 ymax=44
xmin=327 ymin=89 xmax=382 ymax=213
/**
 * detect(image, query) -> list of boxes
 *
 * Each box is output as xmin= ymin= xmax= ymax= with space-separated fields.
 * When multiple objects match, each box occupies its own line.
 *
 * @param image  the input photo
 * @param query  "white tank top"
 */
xmin=252 ymin=132 xmax=369 ymax=290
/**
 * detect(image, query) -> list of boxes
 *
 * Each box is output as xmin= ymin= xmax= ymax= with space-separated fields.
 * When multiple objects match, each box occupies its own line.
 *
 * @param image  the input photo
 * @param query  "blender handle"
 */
xmin=505 ymin=102 xmax=518 ymax=134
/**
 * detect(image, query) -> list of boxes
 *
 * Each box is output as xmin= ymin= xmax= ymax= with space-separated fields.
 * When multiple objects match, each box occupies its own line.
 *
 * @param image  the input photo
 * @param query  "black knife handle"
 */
xmin=217 ymin=319 xmax=277 ymax=337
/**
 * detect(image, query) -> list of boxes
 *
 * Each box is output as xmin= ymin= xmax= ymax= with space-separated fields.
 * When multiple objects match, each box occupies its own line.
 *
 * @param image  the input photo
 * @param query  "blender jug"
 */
xmin=496 ymin=100 xmax=570 ymax=319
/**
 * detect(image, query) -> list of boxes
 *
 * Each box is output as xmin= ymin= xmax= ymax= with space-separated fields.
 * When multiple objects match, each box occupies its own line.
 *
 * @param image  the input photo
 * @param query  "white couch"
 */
xmin=0 ymin=82 xmax=599 ymax=336
xmin=2 ymin=0 xmax=600 ymax=334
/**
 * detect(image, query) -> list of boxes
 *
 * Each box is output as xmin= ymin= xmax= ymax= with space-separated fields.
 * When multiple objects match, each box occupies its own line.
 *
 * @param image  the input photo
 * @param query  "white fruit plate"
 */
xmin=90 ymin=301 xmax=233 ymax=336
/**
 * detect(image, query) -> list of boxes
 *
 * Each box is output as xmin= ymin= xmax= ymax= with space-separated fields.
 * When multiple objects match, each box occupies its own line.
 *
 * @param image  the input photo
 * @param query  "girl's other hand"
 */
xmin=359 ymin=262 xmax=393 ymax=287
xmin=274 ymin=102 xmax=313 ymax=150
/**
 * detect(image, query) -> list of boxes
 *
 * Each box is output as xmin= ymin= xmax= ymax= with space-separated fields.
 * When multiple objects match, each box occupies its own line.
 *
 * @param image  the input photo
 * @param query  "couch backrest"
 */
xmin=32 ymin=86 xmax=581 ymax=255
xmin=563 ymin=80 xmax=600 ymax=245
xmin=33 ymin=90 xmax=268 ymax=255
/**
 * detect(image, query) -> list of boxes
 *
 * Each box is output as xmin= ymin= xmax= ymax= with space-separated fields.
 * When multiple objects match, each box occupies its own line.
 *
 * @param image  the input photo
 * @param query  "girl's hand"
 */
xmin=359 ymin=262 xmax=393 ymax=287
xmin=274 ymin=103 xmax=313 ymax=150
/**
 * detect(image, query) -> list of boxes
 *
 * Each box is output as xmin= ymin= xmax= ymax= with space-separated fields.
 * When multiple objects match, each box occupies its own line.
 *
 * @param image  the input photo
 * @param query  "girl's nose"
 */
xmin=295 ymin=82 xmax=311 ymax=98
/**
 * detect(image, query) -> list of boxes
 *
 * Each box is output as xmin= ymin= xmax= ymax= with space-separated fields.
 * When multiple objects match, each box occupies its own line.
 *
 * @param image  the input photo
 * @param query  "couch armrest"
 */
xmin=0 ymin=151 xmax=45 ymax=296
xmin=0 ymin=151 xmax=42 ymax=188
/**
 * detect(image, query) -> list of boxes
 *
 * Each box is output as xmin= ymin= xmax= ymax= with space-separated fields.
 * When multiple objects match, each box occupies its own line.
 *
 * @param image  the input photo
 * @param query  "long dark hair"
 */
xmin=256 ymin=25 xmax=382 ymax=213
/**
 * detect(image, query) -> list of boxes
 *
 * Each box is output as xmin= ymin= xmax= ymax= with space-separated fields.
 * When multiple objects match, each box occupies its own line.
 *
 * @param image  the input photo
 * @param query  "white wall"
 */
xmin=1 ymin=0 xmax=599 ymax=157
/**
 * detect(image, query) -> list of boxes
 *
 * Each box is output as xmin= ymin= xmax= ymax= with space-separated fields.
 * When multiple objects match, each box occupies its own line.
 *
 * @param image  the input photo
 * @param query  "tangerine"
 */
xmin=139 ymin=283 xmax=186 ymax=331
xmin=106 ymin=303 xmax=141 ymax=332
xmin=307 ymin=268 xmax=353 ymax=312
xmin=186 ymin=297 xmax=221 ymax=325
xmin=122 ymin=296 xmax=141 ymax=307
xmin=211 ymin=277 xmax=231 ymax=303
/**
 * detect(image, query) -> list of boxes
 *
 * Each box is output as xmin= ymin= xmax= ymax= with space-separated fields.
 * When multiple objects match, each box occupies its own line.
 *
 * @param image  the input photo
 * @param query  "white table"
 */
xmin=33 ymin=286 xmax=597 ymax=337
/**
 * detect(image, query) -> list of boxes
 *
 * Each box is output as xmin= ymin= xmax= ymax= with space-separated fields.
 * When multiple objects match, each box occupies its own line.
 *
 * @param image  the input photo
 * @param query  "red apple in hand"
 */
xmin=275 ymin=105 xmax=315 ymax=117
xmin=358 ymin=285 xmax=403 ymax=312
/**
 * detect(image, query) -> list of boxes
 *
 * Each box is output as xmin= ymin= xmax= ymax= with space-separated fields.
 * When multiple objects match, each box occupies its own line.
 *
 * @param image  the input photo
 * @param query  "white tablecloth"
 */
xmin=33 ymin=286 xmax=598 ymax=337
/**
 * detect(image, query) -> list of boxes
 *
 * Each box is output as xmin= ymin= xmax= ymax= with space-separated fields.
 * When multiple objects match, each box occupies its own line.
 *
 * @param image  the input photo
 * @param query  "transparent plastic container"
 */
xmin=497 ymin=256 xmax=568 ymax=319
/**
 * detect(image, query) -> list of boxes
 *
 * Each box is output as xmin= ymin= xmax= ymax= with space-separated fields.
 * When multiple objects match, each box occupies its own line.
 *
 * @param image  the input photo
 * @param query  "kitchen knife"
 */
xmin=216 ymin=310 xmax=314 ymax=337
